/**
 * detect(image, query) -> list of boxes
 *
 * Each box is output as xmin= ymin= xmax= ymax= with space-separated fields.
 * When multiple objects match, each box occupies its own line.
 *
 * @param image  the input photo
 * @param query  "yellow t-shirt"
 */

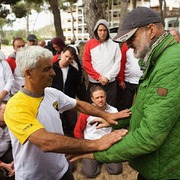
xmin=4 ymin=87 xmax=77 ymax=179
xmin=4 ymin=91 xmax=44 ymax=144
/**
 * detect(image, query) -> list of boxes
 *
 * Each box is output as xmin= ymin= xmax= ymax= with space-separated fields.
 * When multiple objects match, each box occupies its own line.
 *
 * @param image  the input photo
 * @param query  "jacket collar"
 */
xmin=139 ymin=32 xmax=176 ymax=80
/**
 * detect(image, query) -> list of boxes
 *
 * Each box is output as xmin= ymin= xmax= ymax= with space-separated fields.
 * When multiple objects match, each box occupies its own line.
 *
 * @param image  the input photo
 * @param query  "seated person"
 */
xmin=74 ymin=86 xmax=124 ymax=178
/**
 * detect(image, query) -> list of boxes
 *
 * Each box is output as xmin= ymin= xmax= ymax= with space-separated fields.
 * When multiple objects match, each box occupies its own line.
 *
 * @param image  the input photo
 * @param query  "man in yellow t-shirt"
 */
xmin=4 ymin=46 xmax=130 ymax=180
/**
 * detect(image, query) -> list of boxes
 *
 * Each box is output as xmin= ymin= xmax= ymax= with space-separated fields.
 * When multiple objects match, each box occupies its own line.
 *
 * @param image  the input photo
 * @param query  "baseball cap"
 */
xmin=27 ymin=34 xmax=37 ymax=41
xmin=113 ymin=6 xmax=162 ymax=42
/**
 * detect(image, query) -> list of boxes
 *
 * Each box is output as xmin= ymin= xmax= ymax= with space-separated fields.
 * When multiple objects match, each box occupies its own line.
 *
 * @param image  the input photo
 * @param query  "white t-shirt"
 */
xmin=5 ymin=87 xmax=77 ymax=180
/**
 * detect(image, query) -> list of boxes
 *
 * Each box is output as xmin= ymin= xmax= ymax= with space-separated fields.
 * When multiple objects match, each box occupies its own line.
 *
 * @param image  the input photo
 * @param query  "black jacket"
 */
xmin=52 ymin=60 xmax=82 ymax=99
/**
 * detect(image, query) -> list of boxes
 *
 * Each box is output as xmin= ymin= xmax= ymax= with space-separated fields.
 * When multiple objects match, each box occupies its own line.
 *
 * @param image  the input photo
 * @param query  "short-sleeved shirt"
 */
xmin=4 ymin=87 xmax=76 ymax=180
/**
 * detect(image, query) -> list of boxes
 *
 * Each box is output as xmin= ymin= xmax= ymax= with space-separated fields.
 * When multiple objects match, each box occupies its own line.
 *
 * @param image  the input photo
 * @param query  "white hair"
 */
xmin=16 ymin=46 xmax=53 ymax=76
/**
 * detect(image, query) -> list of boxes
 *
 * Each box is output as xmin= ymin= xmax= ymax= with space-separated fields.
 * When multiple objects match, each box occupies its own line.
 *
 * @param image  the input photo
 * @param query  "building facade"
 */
xmin=62 ymin=0 xmax=180 ymax=43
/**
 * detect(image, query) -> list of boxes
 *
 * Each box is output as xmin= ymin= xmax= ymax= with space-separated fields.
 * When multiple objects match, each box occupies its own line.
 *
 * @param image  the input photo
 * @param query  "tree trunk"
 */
xmin=118 ymin=0 xmax=129 ymax=33
xmin=132 ymin=0 xmax=137 ymax=9
xmin=163 ymin=0 xmax=166 ymax=26
xmin=158 ymin=0 xmax=165 ymax=26
xmin=83 ymin=0 xmax=106 ymax=39
xmin=48 ymin=0 xmax=65 ymax=40
xmin=70 ymin=4 xmax=76 ymax=43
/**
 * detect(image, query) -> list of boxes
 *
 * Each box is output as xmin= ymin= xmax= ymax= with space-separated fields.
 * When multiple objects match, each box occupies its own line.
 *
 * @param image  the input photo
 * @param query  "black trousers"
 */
xmin=117 ymin=81 xmax=138 ymax=111
xmin=60 ymin=109 xmax=77 ymax=137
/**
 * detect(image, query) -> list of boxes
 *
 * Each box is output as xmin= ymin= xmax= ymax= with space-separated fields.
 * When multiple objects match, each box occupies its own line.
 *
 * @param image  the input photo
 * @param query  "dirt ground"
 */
xmin=73 ymin=161 xmax=138 ymax=180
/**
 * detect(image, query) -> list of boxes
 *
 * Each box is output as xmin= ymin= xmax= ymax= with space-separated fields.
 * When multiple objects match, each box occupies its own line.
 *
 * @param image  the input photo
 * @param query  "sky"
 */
xmin=4 ymin=10 xmax=53 ymax=31
xmin=150 ymin=0 xmax=180 ymax=8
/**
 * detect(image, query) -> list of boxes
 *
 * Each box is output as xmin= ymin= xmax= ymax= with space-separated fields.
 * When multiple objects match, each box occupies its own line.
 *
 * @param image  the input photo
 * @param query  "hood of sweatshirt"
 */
xmin=94 ymin=19 xmax=110 ymax=41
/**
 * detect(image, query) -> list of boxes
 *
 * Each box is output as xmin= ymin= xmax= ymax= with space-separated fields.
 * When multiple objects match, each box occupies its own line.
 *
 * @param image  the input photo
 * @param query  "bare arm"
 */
xmin=28 ymin=128 xmax=128 ymax=154
xmin=89 ymin=109 xmax=131 ymax=128
xmin=68 ymin=153 xmax=94 ymax=163
xmin=74 ymin=100 xmax=131 ymax=125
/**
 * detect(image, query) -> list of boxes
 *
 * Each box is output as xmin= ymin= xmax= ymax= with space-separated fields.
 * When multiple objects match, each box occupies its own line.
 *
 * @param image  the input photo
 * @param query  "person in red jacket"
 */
xmin=83 ymin=19 xmax=121 ymax=107
xmin=6 ymin=37 xmax=25 ymax=73
xmin=6 ymin=37 xmax=25 ymax=95
xmin=116 ymin=42 xmax=142 ymax=110
xmin=51 ymin=37 xmax=66 ymax=63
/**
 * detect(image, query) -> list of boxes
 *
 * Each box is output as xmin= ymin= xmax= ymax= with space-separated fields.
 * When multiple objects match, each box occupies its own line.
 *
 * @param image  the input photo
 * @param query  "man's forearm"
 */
xmin=29 ymin=128 xmax=127 ymax=154
xmin=75 ymin=100 xmax=107 ymax=119
xmin=29 ymin=128 xmax=98 ymax=153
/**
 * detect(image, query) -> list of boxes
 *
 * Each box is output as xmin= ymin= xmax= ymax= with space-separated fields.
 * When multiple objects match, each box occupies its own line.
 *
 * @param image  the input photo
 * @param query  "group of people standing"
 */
xmin=0 ymin=6 xmax=179 ymax=180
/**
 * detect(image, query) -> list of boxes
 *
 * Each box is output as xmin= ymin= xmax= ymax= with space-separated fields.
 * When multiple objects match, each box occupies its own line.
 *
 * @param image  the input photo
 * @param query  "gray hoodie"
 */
xmin=93 ymin=19 xmax=110 ymax=41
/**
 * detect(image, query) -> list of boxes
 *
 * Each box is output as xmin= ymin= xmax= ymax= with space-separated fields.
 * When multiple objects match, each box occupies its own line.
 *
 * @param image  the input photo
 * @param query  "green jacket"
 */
xmin=94 ymin=34 xmax=180 ymax=179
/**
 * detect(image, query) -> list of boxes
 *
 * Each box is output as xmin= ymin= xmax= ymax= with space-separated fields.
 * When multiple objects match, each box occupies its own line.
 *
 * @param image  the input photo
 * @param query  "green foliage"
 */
xmin=26 ymin=0 xmax=44 ymax=4
xmin=12 ymin=2 xmax=27 ymax=18
xmin=0 ymin=6 xmax=9 ymax=18
xmin=58 ymin=0 xmax=78 ymax=9
xmin=1 ymin=29 xmax=27 ymax=46
xmin=0 ymin=17 xmax=12 ymax=29
xmin=0 ymin=0 xmax=21 ymax=5
xmin=1 ymin=38 xmax=9 ymax=45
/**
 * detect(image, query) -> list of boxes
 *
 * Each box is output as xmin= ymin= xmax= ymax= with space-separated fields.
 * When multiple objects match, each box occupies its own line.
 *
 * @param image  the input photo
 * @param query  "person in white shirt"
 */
xmin=74 ymin=85 xmax=123 ymax=178
xmin=0 ymin=54 xmax=14 ymax=102
xmin=6 ymin=37 xmax=25 ymax=95
xmin=0 ymin=50 xmax=6 ymax=60
xmin=117 ymin=42 xmax=143 ymax=110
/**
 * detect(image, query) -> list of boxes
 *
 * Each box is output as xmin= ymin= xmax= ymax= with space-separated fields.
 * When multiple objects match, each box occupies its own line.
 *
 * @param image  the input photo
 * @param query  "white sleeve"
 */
xmin=2 ymin=61 xmax=14 ymax=92
xmin=105 ymin=43 xmax=121 ymax=81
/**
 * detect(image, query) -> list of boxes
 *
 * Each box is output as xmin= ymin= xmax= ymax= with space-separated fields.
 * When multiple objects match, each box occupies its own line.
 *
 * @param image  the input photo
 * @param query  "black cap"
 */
xmin=113 ymin=7 xmax=162 ymax=42
xmin=27 ymin=34 xmax=37 ymax=41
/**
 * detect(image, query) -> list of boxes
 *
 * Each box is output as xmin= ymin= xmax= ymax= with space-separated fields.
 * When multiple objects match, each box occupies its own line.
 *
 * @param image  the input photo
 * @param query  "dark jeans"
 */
xmin=60 ymin=109 xmax=77 ymax=137
xmin=117 ymin=81 xmax=138 ymax=111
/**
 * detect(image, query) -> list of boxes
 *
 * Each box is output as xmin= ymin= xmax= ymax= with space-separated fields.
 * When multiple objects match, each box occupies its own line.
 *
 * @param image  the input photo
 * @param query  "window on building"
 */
xmin=168 ymin=20 xmax=179 ymax=28
xmin=113 ymin=11 xmax=119 ymax=17
xmin=78 ymin=9 xmax=82 ymax=14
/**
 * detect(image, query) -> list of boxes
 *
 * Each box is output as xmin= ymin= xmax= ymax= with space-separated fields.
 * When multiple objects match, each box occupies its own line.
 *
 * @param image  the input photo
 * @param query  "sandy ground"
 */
xmin=73 ymin=161 xmax=138 ymax=180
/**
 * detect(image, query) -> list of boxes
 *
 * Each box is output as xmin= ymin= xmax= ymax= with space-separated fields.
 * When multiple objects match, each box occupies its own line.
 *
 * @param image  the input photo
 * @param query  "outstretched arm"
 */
xmin=75 ymin=100 xmax=131 ymax=125
xmin=28 ymin=128 xmax=128 ymax=154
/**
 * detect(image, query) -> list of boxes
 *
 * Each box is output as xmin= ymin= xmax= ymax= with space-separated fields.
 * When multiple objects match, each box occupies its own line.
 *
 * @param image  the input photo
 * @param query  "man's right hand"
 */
xmin=68 ymin=128 xmax=128 ymax=162
xmin=95 ymin=129 xmax=128 ymax=151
